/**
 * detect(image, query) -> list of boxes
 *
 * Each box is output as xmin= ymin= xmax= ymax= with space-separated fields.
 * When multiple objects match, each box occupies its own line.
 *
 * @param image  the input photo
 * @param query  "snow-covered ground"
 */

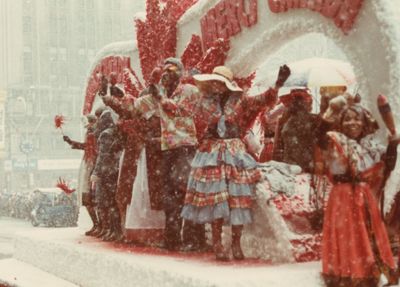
xmin=0 ymin=217 xmax=35 ymax=260
xmin=0 ymin=212 xmax=396 ymax=287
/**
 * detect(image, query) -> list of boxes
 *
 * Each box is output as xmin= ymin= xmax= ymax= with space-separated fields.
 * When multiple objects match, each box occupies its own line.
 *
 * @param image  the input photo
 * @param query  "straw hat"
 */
xmin=193 ymin=66 xmax=243 ymax=92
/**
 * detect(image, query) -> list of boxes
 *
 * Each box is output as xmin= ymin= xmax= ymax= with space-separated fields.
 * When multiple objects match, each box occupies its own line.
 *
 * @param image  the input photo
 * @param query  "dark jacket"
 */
xmin=92 ymin=109 xmax=121 ymax=179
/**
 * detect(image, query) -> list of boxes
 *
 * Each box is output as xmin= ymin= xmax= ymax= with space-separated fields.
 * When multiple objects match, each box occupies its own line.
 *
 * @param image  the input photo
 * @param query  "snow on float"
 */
xmin=82 ymin=0 xmax=400 ymax=262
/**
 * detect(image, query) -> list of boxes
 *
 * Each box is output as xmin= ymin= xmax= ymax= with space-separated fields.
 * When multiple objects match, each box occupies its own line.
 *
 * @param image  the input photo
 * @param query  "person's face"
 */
xmin=161 ymin=65 xmax=180 ymax=87
xmin=341 ymin=109 xmax=364 ymax=139
xmin=209 ymin=80 xmax=228 ymax=94
xmin=87 ymin=121 xmax=96 ymax=129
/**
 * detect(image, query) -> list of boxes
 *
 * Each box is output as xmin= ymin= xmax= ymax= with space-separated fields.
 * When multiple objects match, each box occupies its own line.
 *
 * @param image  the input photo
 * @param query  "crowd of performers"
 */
xmin=64 ymin=58 xmax=400 ymax=287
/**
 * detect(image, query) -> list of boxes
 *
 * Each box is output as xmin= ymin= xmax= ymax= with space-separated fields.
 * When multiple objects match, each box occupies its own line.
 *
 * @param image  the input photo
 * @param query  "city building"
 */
xmin=0 ymin=0 xmax=145 ymax=193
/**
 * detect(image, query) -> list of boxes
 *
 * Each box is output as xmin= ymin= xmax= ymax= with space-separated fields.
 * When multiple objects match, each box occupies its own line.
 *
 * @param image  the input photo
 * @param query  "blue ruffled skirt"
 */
xmin=181 ymin=138 xmax=261 ymax=225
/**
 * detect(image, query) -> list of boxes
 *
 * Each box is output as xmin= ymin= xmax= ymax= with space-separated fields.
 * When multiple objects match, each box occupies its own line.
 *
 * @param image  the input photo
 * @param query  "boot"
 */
xmin=211 ymin=219 xmax=229 ymax=261
xmin=163 ymin=209 xmax=182 ymax=251
xmin=115 ymin=203 xmax=128 ymax=243
xmin=115 ymin=216 xmax=129 ymax=244
xmin=103 ymin=207 xmax=120 ymax=242
xmin=97 ymin=210 xmax=111 ymax=239
xmin=182 ymin=220 xmax=207 ymax=252
xmin=102 ymin=229 xmax=117 ymax=242
xmin=91 ymin=208 xmax=104 ymax=237
xmin=85 ymin=206 xmax=99 ymax=236
xmin=231 ymin=225 xmax=244 ymax=260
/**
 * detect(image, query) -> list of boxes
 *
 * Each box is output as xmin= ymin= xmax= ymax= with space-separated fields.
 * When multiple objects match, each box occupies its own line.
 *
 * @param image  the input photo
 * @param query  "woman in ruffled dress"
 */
xmin=321 ymin=103 xmax=399 ymax=286
xmin=181 ymin=65 xmax=290 ymax=261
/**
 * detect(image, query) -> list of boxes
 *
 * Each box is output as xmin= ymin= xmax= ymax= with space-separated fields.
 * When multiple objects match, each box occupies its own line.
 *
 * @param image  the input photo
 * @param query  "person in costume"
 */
xmin=181 ymin=65 xmax=291 ymax=261
xmin=320 ymin=102 xmax=399 ymax=287
xmin=272 ymin=88 xmax=320 ymax=173
xmin=90 ymin=108 xmax=123 ymax=242
xmin=101 ymin=74 xmax=144 ymax=243
xmin=63 ymin=114 xmax=98 ymax=235
xmin=134 ymin=58 xmax=206 ymax=251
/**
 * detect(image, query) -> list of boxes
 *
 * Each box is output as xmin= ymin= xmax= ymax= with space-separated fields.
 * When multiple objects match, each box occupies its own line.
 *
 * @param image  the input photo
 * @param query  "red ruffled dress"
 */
xmin=322 ymin=131 xmax=396 ymax=286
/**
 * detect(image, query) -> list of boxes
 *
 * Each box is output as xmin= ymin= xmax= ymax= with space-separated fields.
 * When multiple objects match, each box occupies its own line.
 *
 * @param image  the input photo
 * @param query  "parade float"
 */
xmin=81 ymin=0 xmax=400 ymax=259
xmin=4 ymin=1 xmax=400 ymax=287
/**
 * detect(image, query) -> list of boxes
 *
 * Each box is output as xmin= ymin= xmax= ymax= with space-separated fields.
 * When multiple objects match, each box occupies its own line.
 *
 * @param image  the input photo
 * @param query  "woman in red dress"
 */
xmin=321 ymin=104 xmax=398 ymax=286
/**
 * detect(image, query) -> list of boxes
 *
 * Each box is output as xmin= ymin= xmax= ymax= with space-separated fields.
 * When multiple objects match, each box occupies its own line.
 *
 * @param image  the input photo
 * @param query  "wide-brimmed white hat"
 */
xmin=193 ymin=66 xmax=243 ymax=92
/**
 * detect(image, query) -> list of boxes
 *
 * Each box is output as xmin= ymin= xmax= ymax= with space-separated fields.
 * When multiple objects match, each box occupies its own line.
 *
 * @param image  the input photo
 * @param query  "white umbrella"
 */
xmin=284 ymin=57 xmax=356 ymax=87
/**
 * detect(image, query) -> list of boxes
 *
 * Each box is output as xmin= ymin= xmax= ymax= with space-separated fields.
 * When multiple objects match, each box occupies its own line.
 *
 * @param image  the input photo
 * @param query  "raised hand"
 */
xmin=275 ymin=64 xmax=291 ymax=88
xmin=63 ymin=135 xmax=72 ymax=144
xmin=98 ymin=75 xmax=108 ymax=96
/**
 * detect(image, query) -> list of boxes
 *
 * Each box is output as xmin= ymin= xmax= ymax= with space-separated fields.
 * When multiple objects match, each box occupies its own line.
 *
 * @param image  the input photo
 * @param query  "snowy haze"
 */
xmin=1 ymin=1 xmax=400 ymax=287
xmin=0 ymin=0 xmax=145 ymax=194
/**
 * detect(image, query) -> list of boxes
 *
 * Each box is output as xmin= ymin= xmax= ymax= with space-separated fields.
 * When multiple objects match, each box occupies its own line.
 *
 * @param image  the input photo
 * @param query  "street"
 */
xmin=0 ymin=216 xmax=38 ymax=259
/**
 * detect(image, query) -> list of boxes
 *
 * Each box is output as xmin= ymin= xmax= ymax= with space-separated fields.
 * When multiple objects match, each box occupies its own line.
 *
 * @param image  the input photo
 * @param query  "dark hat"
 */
xmin=164 ymin=57 xmax=184 ymax=72
xmin=279 ymin=87 xmax=312 ymax=107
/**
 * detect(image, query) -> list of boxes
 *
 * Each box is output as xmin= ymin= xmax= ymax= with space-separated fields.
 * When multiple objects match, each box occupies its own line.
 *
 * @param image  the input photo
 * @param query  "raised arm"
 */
xmin=102 ymin=95 xmax=135 ymax=119
xmin=239 ymin=64 xmax=291 ymax=131
xmin=63 ymin=136 xmax=85 ymax=150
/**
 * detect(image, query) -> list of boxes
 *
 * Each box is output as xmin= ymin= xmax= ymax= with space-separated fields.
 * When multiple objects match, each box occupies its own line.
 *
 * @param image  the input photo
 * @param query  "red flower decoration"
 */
xmin=123 ymin=67 xmax=143 ymax=99
xmin=195 ymin=38 xmax=230 ymax=73
xmin=54 ymin=115 xmax=66 ymax=129
xmin=56 ymin=177 xmax=76 ymax=194
xmin=136 ymin=0 xmax=198 ymax=83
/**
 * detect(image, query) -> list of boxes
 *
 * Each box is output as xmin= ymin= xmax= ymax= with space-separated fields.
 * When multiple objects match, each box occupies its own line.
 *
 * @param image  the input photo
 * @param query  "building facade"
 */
xmin=0 ymin=0 xmax=145 ymax=193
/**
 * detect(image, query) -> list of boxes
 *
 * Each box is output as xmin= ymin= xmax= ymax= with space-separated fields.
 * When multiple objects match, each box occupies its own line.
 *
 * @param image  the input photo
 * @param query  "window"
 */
xmin=23 ymin=49 xmax=33 ymax=85
xmin=113 ymin=0 xmax=121 ymax=10
xmin=86 ymin=0 xmax=94 ymax=9
xmin=35 ymin=91 xmax=50 ymax=115
xmin=59 ymin=48 xmax=67 ymax=61
xmin=49 ymin=16 xmax=58 ymax=45
xmin=48 ymin=0 xmax=57 ymax=10
xmin=49 ymin=47 xmax=57 ymax=82
xmin=22 ymin=16 xmax=32 ymax=33
xmin=59 ymin=17 xmax=67 ymax=34
xmin=57 ymin=0 xmax=66 ymax=9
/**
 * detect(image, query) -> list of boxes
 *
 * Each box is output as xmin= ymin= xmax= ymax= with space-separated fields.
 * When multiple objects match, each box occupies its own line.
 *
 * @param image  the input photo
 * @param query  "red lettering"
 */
xmin=321 ymin=0 xmax=341 ymax=18
xmin=248 ymin=0 xmax=258 ymax=26
xmin=333 ymin=0 xmax=362 ymax=34
xmin=226 ymin=0 xmax=242 ymax=36
xmin=123 ymin=57 xmax=131 ymax=69
xmin=215 ymin=1 xmax=229 ymax=39
xmin=103 ymin=62 xmax=109 ymax=77
xmin=286 ymin=0 xmax=300 ymax=9
xmin=201 ymin=9 xmax=218 ymax=50
xmin=93 ymin=66 xmax=101 ymax=80
xmin=200 ymin=17 xmax=210 ymax=50
xmin=116 ymin=59 xmax=122 ymax=82
xmin=268 ymin=0 xmax=282 ymax=13
xmin=201 ymin=0 xmax=258 ymax=49
xmin=309 ymin=0 xmax=324 ymax=12
xmin=238 ymin=0 xmax=258 ymax=27
xmin=206 ymin=11 xmax=219 ymax=48
xmin=111 ymin=59 xmax=118 ymax=77
xmin=268 ymin=0 xmax=364 ymax=34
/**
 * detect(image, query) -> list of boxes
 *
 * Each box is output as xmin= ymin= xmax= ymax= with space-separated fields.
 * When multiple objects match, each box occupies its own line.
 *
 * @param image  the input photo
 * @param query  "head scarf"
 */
xmin=339 ymin=104 xmax=379 ymax=138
